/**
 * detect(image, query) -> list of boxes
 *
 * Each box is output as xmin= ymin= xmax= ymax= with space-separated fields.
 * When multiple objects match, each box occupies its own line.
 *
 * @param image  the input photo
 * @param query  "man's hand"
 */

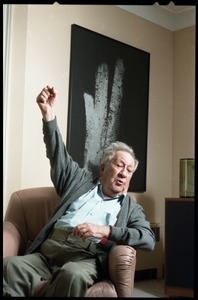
xmin=36 ymin=85 xmax=57 ymax=121
xmin=72 ymin=222 xmax=110 ymax=241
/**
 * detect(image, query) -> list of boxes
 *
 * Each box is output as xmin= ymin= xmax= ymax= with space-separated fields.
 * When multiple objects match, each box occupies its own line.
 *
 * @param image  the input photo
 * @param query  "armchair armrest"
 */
xmin=3 ymin=221 xmax=21 ymax=257
xmin=84 ymin=280 xmax=117 ymax=297
xmin=108 ymin=245 xmax=136 ymax=297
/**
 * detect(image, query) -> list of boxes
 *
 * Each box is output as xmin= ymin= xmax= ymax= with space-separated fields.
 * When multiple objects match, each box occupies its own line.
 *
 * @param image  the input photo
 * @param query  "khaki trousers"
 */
xmin=3 ymin=228 xmax=101 ymax=297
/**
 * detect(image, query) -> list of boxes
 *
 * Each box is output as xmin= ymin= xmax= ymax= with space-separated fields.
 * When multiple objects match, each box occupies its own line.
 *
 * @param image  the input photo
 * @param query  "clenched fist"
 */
xmin=36 ymin=85 xmax=57 ymax=121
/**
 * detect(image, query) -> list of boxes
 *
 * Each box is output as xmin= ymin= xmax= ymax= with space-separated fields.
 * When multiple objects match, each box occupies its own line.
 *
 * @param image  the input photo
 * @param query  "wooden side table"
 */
xmin=164 ymin=197 xmax=194 ymax=298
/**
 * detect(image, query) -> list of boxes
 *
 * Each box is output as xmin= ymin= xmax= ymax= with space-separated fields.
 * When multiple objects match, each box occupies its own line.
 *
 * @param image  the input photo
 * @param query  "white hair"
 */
xmin=100 ymin=141 xmax=139 ymax=172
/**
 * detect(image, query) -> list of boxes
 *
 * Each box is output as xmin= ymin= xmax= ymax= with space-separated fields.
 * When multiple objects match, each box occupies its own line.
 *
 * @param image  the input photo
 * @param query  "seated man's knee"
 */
xmin=61 ymin=262 xmax=85 ymax=280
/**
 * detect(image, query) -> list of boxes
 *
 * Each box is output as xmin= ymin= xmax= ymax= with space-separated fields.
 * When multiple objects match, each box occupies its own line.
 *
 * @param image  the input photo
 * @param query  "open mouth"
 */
xmin=116 ymin=180 xmax=124 ymax=185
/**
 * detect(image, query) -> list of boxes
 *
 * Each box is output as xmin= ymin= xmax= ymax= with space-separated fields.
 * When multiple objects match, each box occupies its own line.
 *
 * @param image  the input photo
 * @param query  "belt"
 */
xmin=50 ymin=228 xmax=73 ymax=239
xmin=49 ymin=228 xmax=99 ymax=253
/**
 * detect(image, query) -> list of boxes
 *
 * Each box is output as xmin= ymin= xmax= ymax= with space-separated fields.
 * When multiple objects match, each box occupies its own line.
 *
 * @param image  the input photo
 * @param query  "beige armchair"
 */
xmin=3 ymin=187 xmax=137 ymax=297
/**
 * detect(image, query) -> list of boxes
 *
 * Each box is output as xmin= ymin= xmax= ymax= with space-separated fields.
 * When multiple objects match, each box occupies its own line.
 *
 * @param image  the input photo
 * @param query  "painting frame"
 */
xmin=67 ymin=24 xmax=150 ymax=192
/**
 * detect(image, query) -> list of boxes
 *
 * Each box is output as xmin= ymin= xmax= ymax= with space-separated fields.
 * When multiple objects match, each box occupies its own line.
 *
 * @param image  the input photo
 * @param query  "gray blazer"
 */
xmin=26 ymin=118 xmax=155 ymax=273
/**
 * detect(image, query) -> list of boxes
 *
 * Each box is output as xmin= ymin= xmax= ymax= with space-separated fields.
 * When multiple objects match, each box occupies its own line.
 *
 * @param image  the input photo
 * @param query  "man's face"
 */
xmin=99 ymin=150 xmax=135 ymax=198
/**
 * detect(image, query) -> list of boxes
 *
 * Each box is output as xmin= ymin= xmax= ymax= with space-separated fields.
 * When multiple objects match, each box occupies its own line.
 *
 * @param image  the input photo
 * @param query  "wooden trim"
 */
xmin=165 ymin=197 xmax=194 ymax=202
xmin=165 ymin=285 xmax=194 ymax=298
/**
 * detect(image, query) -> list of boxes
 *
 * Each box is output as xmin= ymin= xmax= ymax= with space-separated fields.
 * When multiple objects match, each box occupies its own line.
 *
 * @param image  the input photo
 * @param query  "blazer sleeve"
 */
xmin=42 ymin=118 xmax=91 ymax=197
xmin=108 ymin=199 xmax=156 ymax=251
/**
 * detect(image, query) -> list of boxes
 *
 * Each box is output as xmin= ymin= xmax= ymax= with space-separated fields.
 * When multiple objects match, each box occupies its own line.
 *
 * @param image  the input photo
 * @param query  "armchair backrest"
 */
xmin=4 ymin=187 xmax=60 ymax=254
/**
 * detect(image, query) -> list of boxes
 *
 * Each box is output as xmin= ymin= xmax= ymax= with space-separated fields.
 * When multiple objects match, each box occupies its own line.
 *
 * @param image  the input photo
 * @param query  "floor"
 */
xmin=133 ymin=279 xmax=169 ymax=298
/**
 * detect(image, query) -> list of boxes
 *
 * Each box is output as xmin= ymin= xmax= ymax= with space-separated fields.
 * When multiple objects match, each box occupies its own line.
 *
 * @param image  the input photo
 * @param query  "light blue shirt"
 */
xmin=54 ymin=184 xmax=124 ymax=243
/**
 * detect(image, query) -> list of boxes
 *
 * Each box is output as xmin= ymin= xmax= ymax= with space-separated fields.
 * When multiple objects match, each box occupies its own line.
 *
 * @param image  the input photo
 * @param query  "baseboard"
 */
xmin=135 ymin=268 xmax=157 ymax=281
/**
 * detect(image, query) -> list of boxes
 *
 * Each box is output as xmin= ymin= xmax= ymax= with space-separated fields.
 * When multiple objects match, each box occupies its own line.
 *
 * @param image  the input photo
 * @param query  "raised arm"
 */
xmin=35 ymin=86 xmax=91 ymax=197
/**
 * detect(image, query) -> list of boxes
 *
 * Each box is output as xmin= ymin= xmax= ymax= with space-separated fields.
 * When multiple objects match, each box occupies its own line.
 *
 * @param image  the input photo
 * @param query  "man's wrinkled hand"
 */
xmin=72 ymin=222 xmax=110 ymax=241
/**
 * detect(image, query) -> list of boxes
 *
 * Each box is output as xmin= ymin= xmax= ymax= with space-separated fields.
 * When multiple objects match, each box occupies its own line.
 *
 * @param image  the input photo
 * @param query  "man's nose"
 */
xmin=119 ymin=168 xmax=127 ymax=177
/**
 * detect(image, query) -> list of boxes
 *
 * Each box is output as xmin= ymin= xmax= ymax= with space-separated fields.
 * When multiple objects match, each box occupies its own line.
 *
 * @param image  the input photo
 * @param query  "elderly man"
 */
xmin=3 ymin=86 xmax=155 ymax=297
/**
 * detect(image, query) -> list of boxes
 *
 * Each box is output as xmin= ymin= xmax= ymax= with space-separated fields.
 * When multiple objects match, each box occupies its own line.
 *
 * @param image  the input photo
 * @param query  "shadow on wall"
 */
xmin=135 ymin=194 xmax=156 ymax=222
xmin=131 ymin=193 xmax=164 ymax=279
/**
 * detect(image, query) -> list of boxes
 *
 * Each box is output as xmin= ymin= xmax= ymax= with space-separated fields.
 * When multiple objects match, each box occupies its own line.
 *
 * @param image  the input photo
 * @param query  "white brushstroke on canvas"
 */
xmin=83 ymin=59 xmax=125 ymax=170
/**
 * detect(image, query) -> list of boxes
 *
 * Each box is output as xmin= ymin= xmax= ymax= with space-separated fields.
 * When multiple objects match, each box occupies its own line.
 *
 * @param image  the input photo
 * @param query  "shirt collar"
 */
xmin=97 ymin=183 xmax=125 ymax=203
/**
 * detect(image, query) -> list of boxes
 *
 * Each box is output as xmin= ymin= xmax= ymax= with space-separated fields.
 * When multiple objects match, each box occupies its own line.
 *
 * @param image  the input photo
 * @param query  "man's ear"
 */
xmin=99 ymin=164 xmax=105 ymax=176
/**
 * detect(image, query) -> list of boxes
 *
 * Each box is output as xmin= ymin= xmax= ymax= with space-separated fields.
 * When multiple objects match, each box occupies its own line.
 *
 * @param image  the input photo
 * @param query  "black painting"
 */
xmin=67 ymin=24 xmax=150 ymax=192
